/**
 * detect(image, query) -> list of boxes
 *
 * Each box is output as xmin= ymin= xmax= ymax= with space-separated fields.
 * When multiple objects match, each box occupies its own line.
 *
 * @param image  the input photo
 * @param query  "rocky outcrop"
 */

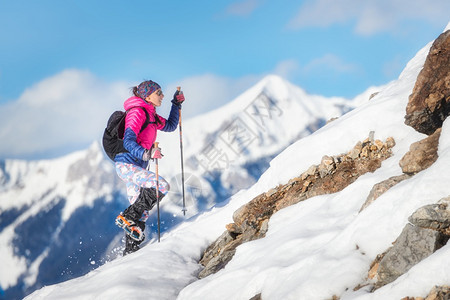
xmin=369 ymin=197 xmax=450 ymax=289
xmin=369 ymin=92 xmax=379 ymax=100
xmin=405 ymin=30 xmax=450 ymax=135
xmin=359 ymin=31 xmax=450 ymax=293
xmin=399 ymin=128 xmax=441 ymax=174
xmin=199 ymin=134 xmax=395 ymax=278
xmin=249 ymin=293 xmax=262 ymax=300
xmin=409 ymin=196 xmax=450 ymax=234
xmin=198 ymin=230 xmax=244 ymax=278
xmin=402 ymin=285 xmax=450 ymax=300
xmin=376 ymin=224 xmax=448 ymax=287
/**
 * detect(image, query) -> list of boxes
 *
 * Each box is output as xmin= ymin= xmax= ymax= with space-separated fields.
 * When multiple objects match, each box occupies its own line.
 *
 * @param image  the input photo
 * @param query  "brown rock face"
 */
xmin=422 ymin=285 xmax=450 ymax=300
xmin=399 ymin=128 xmax=441 ymax=174
xmin=405 ymin=30 xmax=450 ymax=135
xmin=403 ymin=285 xmax=450 ymax=300
xmin=402 ymin=285 xmax=450 ymax=300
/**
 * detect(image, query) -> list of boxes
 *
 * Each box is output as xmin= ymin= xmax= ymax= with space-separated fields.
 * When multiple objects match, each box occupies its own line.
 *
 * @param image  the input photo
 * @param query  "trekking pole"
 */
xmin=177 ymin=86 xmax=187 ymax=216
xmin=154 ymin=142 xmax=161 ymax=243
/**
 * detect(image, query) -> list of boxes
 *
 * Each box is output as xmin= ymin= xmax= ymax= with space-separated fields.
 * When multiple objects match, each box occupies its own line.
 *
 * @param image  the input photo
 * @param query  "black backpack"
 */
xmin=102 ymin=106 xmax=153 ymax=161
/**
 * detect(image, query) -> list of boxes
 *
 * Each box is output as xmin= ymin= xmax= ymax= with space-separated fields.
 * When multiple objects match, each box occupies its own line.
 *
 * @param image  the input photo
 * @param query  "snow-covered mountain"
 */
xmin=0 ymin=75 xmax=358 ymax=300
xmin=21 ymin=25 xmax=450 ymax=300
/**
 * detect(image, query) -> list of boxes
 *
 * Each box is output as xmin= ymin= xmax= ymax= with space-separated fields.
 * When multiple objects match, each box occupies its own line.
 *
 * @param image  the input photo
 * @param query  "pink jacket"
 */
xmin=124 ymin=96 xmax=166 ymax=149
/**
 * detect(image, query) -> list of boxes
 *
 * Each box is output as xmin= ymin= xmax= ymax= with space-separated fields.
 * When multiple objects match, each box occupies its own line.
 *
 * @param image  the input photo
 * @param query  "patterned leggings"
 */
xmin=115 ymin=162 xmax=170 ymax=221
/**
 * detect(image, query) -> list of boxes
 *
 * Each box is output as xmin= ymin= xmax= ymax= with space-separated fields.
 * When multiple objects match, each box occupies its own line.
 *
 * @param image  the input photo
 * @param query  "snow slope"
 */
xmin=25 ymin=26 xmax=450 ymax=300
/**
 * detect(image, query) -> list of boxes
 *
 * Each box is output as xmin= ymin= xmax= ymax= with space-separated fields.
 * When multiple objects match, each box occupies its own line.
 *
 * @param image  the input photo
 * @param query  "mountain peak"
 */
xmin=254 ymin=74 xmax=305 ymax=97
xmin=259 ymin=74 xmax=288 ymax=86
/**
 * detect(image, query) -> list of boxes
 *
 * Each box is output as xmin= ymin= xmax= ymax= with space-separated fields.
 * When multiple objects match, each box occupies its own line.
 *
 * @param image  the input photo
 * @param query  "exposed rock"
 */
xmin=234 ymin=137 xmax=393 ymax=234
xmin=265 ymin=188 xmax=277 ymax=197
xmin=386 ymin=137 xmax=396 ymax=149
xmin=249 ymin=293 xmax=262 ymax=300
xmin=362 ymin=31 xmax=450 ymax=294
xmin=399 ymin=128 xmax=441 ymax=174
xmin=364 ymin=196 xmax=450 ymax=291
xmin=348 ymin=142 xmax=362 ymax=160
xmin=360 ymin=174 xmax=412 ymax=212
xmin=409 ymin=196 xmax=450 ymax=232
xmin=198 ymin=230 xmax=243 ymax=279
xmin=369 ymin=92 xmax=379 ymax=100
xmin=225 ymin=223 xmax=242 ymax=234
xmin=301 ymin=165 xmax=318 ymax=180
xmin=402 ymin=285 xmax=450 ymax=300
xmin=199 ymin=134 xmax=395 ymax=278
xmin=424 ymin=285 xmax=450 ymax=300
xmin=405 ymin=30 xmax=450 ymax=135
xmin=376 ymin=223 xmax=449 ymax=288
xmin=326 ymin=117 xmax=339 ymax=124
xmin=318 ymin=155 xmax=336 ymax=178
xmin=368 ymin=254 xmax=384 ymax=280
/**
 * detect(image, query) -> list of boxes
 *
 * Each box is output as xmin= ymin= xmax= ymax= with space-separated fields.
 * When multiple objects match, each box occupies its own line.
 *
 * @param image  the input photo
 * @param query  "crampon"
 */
xmin=115 ymin=214 xmax=145 ymax=241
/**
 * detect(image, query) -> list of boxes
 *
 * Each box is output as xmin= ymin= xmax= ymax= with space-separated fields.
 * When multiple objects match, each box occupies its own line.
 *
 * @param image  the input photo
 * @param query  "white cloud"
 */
xmin=0 ymin=69 xmax=131 ymax=159
xmin=302 ymin=54 xmax=359 ymax=74
xmin=225 ymin=0 xmax=263 ymax=17
xmin=288 ymin=0 xmax=450 ymax=35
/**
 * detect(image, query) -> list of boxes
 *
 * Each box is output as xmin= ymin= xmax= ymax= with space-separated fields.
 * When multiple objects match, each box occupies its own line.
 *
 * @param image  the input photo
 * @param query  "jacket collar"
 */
xmin=124 ymin=96 xmax=155 ymax=113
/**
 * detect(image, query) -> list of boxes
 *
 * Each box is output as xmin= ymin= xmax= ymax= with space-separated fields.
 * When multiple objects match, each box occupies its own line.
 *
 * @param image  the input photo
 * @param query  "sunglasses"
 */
xmin=155 ymin=90 xmax=163 ymax=96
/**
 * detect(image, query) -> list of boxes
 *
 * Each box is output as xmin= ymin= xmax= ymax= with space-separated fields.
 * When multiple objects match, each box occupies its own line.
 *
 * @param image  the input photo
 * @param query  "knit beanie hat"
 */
xmin=136 ymin=80 xmax=161 ymax=99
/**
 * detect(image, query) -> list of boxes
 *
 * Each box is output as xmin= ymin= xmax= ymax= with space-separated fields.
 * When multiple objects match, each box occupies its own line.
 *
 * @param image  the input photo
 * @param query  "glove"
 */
xmin=142 ymin=145 xmax=163 ymax=161
xmin=151 ymin=146 xmax=163 ymax=159
xmin=171 ymin=90 xmax=185 ymax=108
xmin=142 ymin=149 xmax=151 ymax=161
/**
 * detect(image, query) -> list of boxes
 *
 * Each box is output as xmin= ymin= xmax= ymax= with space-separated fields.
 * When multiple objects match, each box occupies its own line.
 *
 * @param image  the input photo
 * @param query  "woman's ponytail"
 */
xmin=132 ymin=86 xmax=139 ymax=97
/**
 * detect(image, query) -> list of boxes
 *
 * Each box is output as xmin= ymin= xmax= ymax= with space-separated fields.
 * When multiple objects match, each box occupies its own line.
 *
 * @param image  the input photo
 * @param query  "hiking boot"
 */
xmin=115 ymin=213 xmax=145 ymax=241
xmin=116 ymin=188 xmax=164 ymax=241
xmin=123 ymin=234 xmax=143 ymax=256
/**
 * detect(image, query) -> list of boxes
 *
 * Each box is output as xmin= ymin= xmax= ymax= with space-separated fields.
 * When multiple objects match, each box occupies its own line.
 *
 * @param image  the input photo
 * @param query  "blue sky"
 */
xmin=0 ymin=0 xmax=449 ymax=159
